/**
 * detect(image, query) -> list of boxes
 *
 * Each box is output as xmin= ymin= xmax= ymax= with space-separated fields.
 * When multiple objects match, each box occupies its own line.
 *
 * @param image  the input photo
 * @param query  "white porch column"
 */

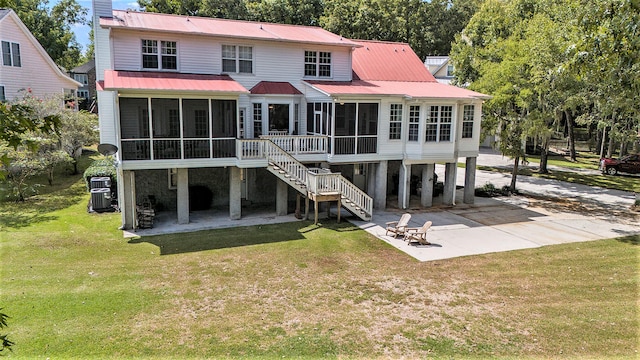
xmin=177 ymin=168 xmax=189 ymax=224
xmin=374 ymin=160 xmax=387 ymax=209
xmin=443 ymin=162 xmax=457 ymax=206
xmin=229 ymin=167 xmax=242 ymax=220
xmin=121 ymin=169 xmax=136 ymax=230
xmin=421 ymin=164 xmax=435 ymax=207
xmin=398 ymin=162 xmax=411 ymax=209
xmin=276 ymin=179 xmax=288 ymax=216
xmin=464 ymin=157 xmax=477 ymax=204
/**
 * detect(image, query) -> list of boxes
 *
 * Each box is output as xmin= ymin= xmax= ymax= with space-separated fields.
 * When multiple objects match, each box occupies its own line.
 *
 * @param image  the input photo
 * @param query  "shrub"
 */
xmin=475 ymin=183 xmax=517 ymax=197
xmin=83 ymin=157 xmax=116 ymax=191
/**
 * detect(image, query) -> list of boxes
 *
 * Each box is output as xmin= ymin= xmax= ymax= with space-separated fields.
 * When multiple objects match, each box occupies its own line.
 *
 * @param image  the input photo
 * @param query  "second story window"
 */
xmin=446 ymin=64 xmax=454 ymax=77
xmin=462 ymin=104 xmax=474 ymax=138
xmin=2 ymin=41 xmax=21 ymax=67
xmin=304 ymin=51 xmax=331 ymax=77
xmin=222 ymin=45 xmax=253 ymax=74
xmin=74 ymin=74 xmax=89 ymax=85
xmin=408 ymin=105 xmax=420 ymax=141
xmin=142 ymin=40 xmax=177 ymax=70
xmin=388 ymin=104 xmax=402 ymax=140
xmin=426 ymin=105 xmax=453 ymax=142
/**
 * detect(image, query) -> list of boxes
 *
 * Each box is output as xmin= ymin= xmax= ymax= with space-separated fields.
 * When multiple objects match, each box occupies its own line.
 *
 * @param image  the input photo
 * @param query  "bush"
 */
xmin=475 ymin=183 xmax=517 ymax=197
xmin=83 ymin=157 xmax=116 ymax=191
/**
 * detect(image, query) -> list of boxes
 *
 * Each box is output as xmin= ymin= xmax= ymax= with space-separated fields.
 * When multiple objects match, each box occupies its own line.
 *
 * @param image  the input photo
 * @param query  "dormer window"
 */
xmin=304 ymin=51 xmax=331 ymax=78
xmin=142 ymin=40 xmax=177 ymax=70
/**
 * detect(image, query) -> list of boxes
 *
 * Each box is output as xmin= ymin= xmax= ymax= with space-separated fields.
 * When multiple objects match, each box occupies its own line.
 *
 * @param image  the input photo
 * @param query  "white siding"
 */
xmin=109 ymin=29 xmax=353 ymax=83
xmin=0 ymin=14 xmax=78 ymax=100
xmin=98 ymin=90 xmax=118 ymax=145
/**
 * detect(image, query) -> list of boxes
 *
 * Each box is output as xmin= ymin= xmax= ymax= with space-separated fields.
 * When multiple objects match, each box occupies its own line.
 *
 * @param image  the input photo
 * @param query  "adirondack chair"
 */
xmin=385 ymin=213 xmax=411 ymax=238
xmin=404 ymin=221 xmax=432 ymax=245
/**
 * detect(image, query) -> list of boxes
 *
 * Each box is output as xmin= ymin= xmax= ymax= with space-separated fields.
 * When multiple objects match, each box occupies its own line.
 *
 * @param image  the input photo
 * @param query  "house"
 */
xmin=92 ymin=0 xmax=489 ymax=230
xmin=69 ymin=58 xmax=97 ymax=112
xmin=424 ymin=56 xmax=454 ymax=84
xmin=0 ymin=8 xmax=80 ymax=102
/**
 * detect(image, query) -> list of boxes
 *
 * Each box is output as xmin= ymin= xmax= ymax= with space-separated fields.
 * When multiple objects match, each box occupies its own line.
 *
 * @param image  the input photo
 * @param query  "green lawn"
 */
xmin=1 ymin=178 xmax=639 ymax=359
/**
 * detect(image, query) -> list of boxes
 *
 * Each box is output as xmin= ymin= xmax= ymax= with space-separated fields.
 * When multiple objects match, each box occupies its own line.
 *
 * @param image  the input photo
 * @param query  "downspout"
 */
xmin=401 ymin=96 xmax=411 ymax=210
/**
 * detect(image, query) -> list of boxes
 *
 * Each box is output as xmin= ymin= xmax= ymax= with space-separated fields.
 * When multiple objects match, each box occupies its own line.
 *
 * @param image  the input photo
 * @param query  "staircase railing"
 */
xmin=237 ymin=138 xmax=373 ymax=218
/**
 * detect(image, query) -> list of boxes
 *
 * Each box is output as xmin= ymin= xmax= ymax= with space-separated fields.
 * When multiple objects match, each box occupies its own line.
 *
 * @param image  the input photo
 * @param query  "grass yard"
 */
xmin=1 ymin=177 xmax=639 ymax=359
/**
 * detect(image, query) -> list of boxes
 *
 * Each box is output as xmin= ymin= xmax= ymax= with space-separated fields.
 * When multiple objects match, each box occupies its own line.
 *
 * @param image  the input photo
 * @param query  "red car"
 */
xmin=600 ymin=154 xmax=640 ymax=175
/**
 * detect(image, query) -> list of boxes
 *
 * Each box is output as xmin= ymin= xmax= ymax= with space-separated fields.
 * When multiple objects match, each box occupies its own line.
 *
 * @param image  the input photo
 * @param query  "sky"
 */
xmin=54 ymin=0 xmax=140 ymax=51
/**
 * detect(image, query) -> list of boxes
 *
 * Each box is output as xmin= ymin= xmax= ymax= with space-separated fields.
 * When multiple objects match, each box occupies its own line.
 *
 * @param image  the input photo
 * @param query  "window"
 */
xmin=78 ymin=90 xmax=90 ymax=99
xmin=426 ymin=105 xmax=453 ymax=142
xmin=74 ymin=74 xmax=89 ymax=85
xmin=388 ymin=104 xmax=402 ymax=140
xmin=253 ymin=103 xmax=262 ymax=137
xmin=446 ymin=64 xmax=454 ymax=77
xmin=0 ymin=85 xmax=5 ymax=101
xmin=2 ymin=41 xmax=20 ymax=67
xmin=304 ymin=51 xmax=331 ymax=77
xmin=408 ymin=105 xmax=420 ymax=141
xmin=222 ymin=45 xmax=253 ymax=74
xmin=462 ymin=105 xmax=474 ymax=138
xmin=142 ymin=40 xmax=177 ymax=70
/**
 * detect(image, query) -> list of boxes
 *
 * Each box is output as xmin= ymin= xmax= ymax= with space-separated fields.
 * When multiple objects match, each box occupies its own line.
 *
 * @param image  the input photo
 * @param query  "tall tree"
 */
xmin=0 ymin=0 xmax=88 ymax=69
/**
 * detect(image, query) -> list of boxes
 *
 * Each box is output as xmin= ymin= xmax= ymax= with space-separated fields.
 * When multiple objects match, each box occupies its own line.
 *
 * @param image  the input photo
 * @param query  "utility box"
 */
xmin=91 ymin=188 xmax=112 ymax=212
xmin=90 ymin=177 xmax=112 ymax=189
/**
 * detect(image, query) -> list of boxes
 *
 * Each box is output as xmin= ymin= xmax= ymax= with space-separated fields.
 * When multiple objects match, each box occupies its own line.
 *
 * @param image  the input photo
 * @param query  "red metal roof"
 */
xmin=305 ymin=80 xmax=490 ymax=100
xmin=250 ymin=81 xmax=302 ymax=95
xmin=102 ymin=10 xmax=360 ymax=48
xmin=102 ymin=70 xmax=248 ymax=93
xmin=351 ymin=40 xmax=436 ymax=82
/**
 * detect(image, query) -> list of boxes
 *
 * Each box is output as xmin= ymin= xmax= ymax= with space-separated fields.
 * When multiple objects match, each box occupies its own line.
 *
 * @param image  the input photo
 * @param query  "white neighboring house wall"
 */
xmin=0 ymin=9 xmax=80 ymax=101
xmin=92 ymin=0 xmax=116 ymax=145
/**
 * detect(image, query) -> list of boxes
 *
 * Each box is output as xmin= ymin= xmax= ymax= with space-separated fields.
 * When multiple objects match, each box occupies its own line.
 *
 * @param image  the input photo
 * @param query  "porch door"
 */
xmin=353 ymin=163 xmax=366 ymax=190
xmin=268 ymin=104 xmax=289 ymax=134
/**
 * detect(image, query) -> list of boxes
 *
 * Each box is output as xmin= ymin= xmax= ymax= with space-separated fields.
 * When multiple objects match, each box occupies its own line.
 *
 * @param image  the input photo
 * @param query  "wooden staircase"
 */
xmin=263 ymin=140 xmax=372 ymax=221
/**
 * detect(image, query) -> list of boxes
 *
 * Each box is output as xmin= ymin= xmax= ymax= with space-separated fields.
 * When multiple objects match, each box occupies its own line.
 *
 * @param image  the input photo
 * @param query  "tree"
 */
xmin=0 ymin=309 xmax=13 ymax=354
xmin=59 ymin=110 xmax=99 ymax=175
xmin=0 ymin=0 xmax=88 ymax=69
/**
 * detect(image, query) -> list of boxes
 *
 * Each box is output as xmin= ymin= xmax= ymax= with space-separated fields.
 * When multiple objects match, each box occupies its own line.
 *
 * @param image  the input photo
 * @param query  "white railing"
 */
xmin=307 ymin=171 xmax=373 ymax=216
xmin=264 ymin=140 xmax=309 ymax=186
xmin=237 ymin=138 xmax=373 ymax=218
xmin=260 ymin=135 xmax=328 ymax=155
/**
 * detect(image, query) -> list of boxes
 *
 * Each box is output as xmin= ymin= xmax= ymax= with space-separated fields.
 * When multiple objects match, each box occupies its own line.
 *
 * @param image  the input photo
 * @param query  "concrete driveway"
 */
xmin=351 ymin=149 xmax=640 ymax=262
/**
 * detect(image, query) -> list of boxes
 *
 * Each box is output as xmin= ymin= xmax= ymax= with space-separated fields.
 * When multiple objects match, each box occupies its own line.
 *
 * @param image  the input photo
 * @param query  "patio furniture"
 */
xmin=385 ymin=213 xmax=411 ymax=238
xmin=404 ymin=221 xmax=432 ymax=246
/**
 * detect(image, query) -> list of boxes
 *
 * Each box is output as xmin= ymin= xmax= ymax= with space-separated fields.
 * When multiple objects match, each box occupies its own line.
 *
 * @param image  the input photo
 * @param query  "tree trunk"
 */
xmin=599 ymin=127 xmax=606 ymax=158
xmin=607 ymin=133 xmax=615 ymax=158
xmin=510 ymin=157 xmax=519 ymax=193
xmin=72 ymin=158 xmax=79 ymax=175
xmin=539 ymin=139 xmax=549 ymax=174
xmin=565 ymin=110 xmax=577 ymax=161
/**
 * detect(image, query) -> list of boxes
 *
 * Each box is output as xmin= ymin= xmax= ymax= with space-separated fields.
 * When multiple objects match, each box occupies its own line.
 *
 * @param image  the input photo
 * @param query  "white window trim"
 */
xmin=388 ymin=103 xmax=403 ymax=140
xmin=221 ymin=44 xmax=253 ymax=74
xmin=425 ymin=105 xmax=454 ymax=143
xmin=462 ymin=104 xmax=474 ymax=139
xmin=1 ymin=41 xmax=21 ymax=67
xmin=141 ymin=39 xmax=178 ymax=71
xmin=304 ymin=50 xmax=332 ymax=78
xmin=0 ymin=84 xmax=5 ymax=101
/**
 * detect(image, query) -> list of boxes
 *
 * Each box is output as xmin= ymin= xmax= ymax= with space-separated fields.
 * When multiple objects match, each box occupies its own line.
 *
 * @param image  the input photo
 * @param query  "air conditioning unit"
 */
xmin=91 ymin=188 xmax=112 ymax=212
xmin=90 ymin=176 xmax=112 ymax=189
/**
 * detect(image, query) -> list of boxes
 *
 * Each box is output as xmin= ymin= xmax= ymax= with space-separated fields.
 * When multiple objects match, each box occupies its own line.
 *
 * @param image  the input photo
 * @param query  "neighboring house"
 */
xmin=424 ymin=56 xmax=454 ymax=84
xmin=93 ymin=0 xmax=489 ymax=231
xmin=0 ymin=8 xmax=80 ymax=102
xmin=69 ymin=58 xmax=97 ymax=112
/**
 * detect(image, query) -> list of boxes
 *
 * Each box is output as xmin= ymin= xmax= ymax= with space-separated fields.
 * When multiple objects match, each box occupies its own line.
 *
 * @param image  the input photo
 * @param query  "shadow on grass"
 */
xmin=0 ymin=182 xmax=87 ymax=229
xmin=128 ymin=221 xmax=359 ymax=255
xmin=616 ymin=235 xmax=640 ymax=246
